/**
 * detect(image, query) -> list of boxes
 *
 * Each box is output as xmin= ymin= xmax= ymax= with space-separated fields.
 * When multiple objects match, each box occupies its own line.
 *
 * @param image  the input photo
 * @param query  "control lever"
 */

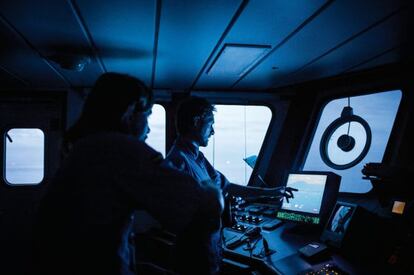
xmin=225 ymin=227 xmax=262 ymax=250
xmin=262 ymin=237 xmax=270 ymax=254
xmin=245 ymin=226 xmax=261 ymax=238
xmin=225 ymin=237 xmax=245 ymax=250
xmin=252 ymin=236 xmax=276 ymax=258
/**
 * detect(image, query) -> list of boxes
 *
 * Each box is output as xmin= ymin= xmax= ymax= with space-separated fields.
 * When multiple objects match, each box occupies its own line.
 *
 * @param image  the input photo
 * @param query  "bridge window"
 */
xmin=303 ymin=90 xmax=402 ymax=193
xmin=4 ymin=128 xmax=44 ymax=185
xmin=146 ymin=104 xmax=166 ymax=156
xmin=200 ymin=105 xmax=272 ymax=186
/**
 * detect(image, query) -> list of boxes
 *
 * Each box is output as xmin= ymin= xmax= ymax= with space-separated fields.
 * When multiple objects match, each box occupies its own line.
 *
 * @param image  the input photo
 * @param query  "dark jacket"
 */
xmin=33 ymin=132 xmax=214 ymax=275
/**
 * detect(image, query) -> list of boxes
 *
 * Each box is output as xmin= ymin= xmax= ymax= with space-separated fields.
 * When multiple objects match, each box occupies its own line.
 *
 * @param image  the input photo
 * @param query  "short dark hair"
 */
xmin=176 ymin=96 xmax=215 ymax=135
xmin=65 ymin=72 xmax=153 ymax=144
xmin=83 ymin=72 xmax=153 ymax=121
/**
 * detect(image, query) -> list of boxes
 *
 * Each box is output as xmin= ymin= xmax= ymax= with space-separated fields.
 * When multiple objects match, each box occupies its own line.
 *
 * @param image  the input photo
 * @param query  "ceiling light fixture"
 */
xmin=48 ymin=54 xmax=91 ymax=72
xmin=206 ymin=44 xmax=271 ymax=77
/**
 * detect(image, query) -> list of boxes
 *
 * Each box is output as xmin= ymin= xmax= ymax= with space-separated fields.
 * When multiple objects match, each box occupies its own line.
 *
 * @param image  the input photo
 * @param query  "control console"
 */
xmin=226 ymin=202 xmax=284 ymax=237
xmin=236 ymin=214 xmax=263 ymax=225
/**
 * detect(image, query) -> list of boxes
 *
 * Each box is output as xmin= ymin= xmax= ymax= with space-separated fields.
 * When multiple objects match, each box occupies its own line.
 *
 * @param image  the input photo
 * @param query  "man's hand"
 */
xmin=279 ymin=186 xmax=298 ymax=203
xmin=362 ymin=162 xmax=399 ymax=180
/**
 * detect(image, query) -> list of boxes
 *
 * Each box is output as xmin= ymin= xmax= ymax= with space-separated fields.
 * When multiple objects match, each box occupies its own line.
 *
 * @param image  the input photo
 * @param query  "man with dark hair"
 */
xmin=169 ymin=96 xmax=223 ymax=188
xmin=168 ymin=96 xmax=296 ymax=198
xmin=33 ymin=74 xmax=223 ymax=275
xmin=62 ymin=72 xmax=153 ymax=156
xmin=165 ymin=96 xmax=296 ymax=274
xmin=175 ymin=96 xmax=216 ymax=146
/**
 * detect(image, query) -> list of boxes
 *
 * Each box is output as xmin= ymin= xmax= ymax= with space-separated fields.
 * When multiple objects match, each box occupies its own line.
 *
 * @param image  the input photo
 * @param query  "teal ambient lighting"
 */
xmin=206 ymin=44 xmax=271 ymax=77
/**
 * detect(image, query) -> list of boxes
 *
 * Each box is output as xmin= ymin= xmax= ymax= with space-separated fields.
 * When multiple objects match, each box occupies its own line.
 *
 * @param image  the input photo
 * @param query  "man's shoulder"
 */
xmin=76 ymin=132 xmax=158 ymax=156
xmin=78 ymin=132 xmax=140 ymax=145
xmin=166 ymin=145 xmax=189 ymax=161
xmin=164 ymin=147 xmax=190 ymax=171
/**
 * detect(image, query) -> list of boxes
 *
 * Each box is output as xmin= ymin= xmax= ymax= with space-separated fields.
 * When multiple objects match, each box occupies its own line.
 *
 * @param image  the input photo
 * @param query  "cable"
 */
xmin=347 ymin=97 xmax=351 ymax=135
xmin=224 ymin=227 xmax=261 ymax=249
xmin=262 ymin=237 xmax=270 ymax=255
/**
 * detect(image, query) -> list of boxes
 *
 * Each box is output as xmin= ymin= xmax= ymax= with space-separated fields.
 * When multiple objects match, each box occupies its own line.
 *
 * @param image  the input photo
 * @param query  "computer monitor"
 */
xmin=320 ymin=201 xmax=381 ymax=261
xmin=276 ymin=171 xmax=341 ymax=225
xmin=320 ymin=201 xmax=358 ymax=248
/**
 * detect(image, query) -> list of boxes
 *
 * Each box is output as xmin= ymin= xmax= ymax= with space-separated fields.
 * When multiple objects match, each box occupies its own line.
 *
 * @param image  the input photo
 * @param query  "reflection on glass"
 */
xmin=329 ymin=205 xmax=353 ymax=234
xmin=200 ymin=105 xmax=271 ymax=185
xmin=146 ymin=104 xmax=166 ymax=156
xmin=5 ymin=128 xmax=44 ymax=185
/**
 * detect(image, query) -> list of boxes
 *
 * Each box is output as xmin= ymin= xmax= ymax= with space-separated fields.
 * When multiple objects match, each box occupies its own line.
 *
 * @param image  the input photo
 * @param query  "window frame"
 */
xmin=186 ymin=92 xmax=277 ymax=186
xmin=2 ymin=126 xmax=47 ymax=186
xmin=297 ymin=87 xmax=406 ymax=195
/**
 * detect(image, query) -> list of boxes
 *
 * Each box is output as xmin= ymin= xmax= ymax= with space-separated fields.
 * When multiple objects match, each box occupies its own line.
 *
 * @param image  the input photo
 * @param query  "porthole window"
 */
xmin=4 ymin=128 xmax=45 ymax=185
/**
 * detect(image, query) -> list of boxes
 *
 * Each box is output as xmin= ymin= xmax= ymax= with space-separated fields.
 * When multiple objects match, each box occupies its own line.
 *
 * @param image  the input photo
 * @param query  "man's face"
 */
xmin=122 ymin=102 xmax=152 ymax=141
xmin=195 ymin=113 xmax=215 ymax=147
xmin=133 ymin=109 xmax=152 ymax=141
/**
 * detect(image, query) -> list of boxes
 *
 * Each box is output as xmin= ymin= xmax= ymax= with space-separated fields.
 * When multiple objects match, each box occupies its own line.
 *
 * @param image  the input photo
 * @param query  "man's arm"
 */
xmin=208 ymin=161 xmax=297 ymax=202
xmin=124 ymin=164 xmax=223 ymax=234
xmin=117 ymin=141 xmax=223 ymax=234
xmin=226 ymin=183 xmax=297 ymax=202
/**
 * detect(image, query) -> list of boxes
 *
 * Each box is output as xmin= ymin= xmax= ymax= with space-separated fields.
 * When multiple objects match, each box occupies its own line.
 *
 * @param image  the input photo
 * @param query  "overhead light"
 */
xmin=48 ymin=54 xmax=91 ymax=72
xmin=206 ymin=44 xmax=271 ymax=77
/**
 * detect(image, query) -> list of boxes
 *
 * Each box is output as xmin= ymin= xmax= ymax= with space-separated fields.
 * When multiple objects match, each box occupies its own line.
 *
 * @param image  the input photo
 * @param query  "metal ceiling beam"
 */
xmin=190 ymin=0 xmax=250 ymax=91
xmin=342 ymin=46 xmax=400 ymax=73
xmin=0 ymin=12 xmax=71 ymax=87
xmin=230 ymin=0 xmax=335 ymax=89
xmin=287 ymin=7 xmax=404 ymax=79
xmin=0 ymin=64 xmax=30 ymax=87
xmin=151 ymin=0 xmax=162 ymax=89
xmin=67 ymin=0 xmax=107 ymax=74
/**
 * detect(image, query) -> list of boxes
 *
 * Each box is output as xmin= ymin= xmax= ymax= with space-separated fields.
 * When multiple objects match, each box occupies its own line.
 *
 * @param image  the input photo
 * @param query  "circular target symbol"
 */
xmin=320 ymin=106 xmax=372 ymax=170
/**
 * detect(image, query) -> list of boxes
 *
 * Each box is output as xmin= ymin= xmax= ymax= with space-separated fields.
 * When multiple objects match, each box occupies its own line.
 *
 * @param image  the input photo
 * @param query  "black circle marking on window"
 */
xmin=320 ymin=106 xmax=372 ymax=170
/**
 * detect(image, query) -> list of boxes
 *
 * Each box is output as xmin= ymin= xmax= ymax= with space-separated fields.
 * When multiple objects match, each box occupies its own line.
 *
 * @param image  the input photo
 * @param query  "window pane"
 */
xmin=303 ymin=90 xmax=402 ymax=193
xmin=200 ymin=105 xmax=272 ymax=186
xmin=5 ymin=128 xmax=44 ymax=185
xmin=146 ymin=104 xmax=166 ymax=156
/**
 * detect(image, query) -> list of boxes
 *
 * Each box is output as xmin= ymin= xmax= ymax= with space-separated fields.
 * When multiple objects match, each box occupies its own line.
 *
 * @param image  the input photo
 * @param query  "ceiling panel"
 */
xmin=0 ymin=0 xmax=410 ymax=91
xmin=195 ymin=0 xmax=327 ymax=90
xmin=346 ymin=48 xmax=401 ymax=74
xmin=0 ymin=15 xmax=68 ymax=88
xmin=76 ymin=0 xmax=156 ymax=86
xmin=237 ymin=0 xmax=404 ymax=90
xmin=280 ymin=11 xmax=406 ymax=86
xmin=0 ymin=0 xmax=103 ymax=87
xmin=155 ymin=0 xmax=242 ymax=89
